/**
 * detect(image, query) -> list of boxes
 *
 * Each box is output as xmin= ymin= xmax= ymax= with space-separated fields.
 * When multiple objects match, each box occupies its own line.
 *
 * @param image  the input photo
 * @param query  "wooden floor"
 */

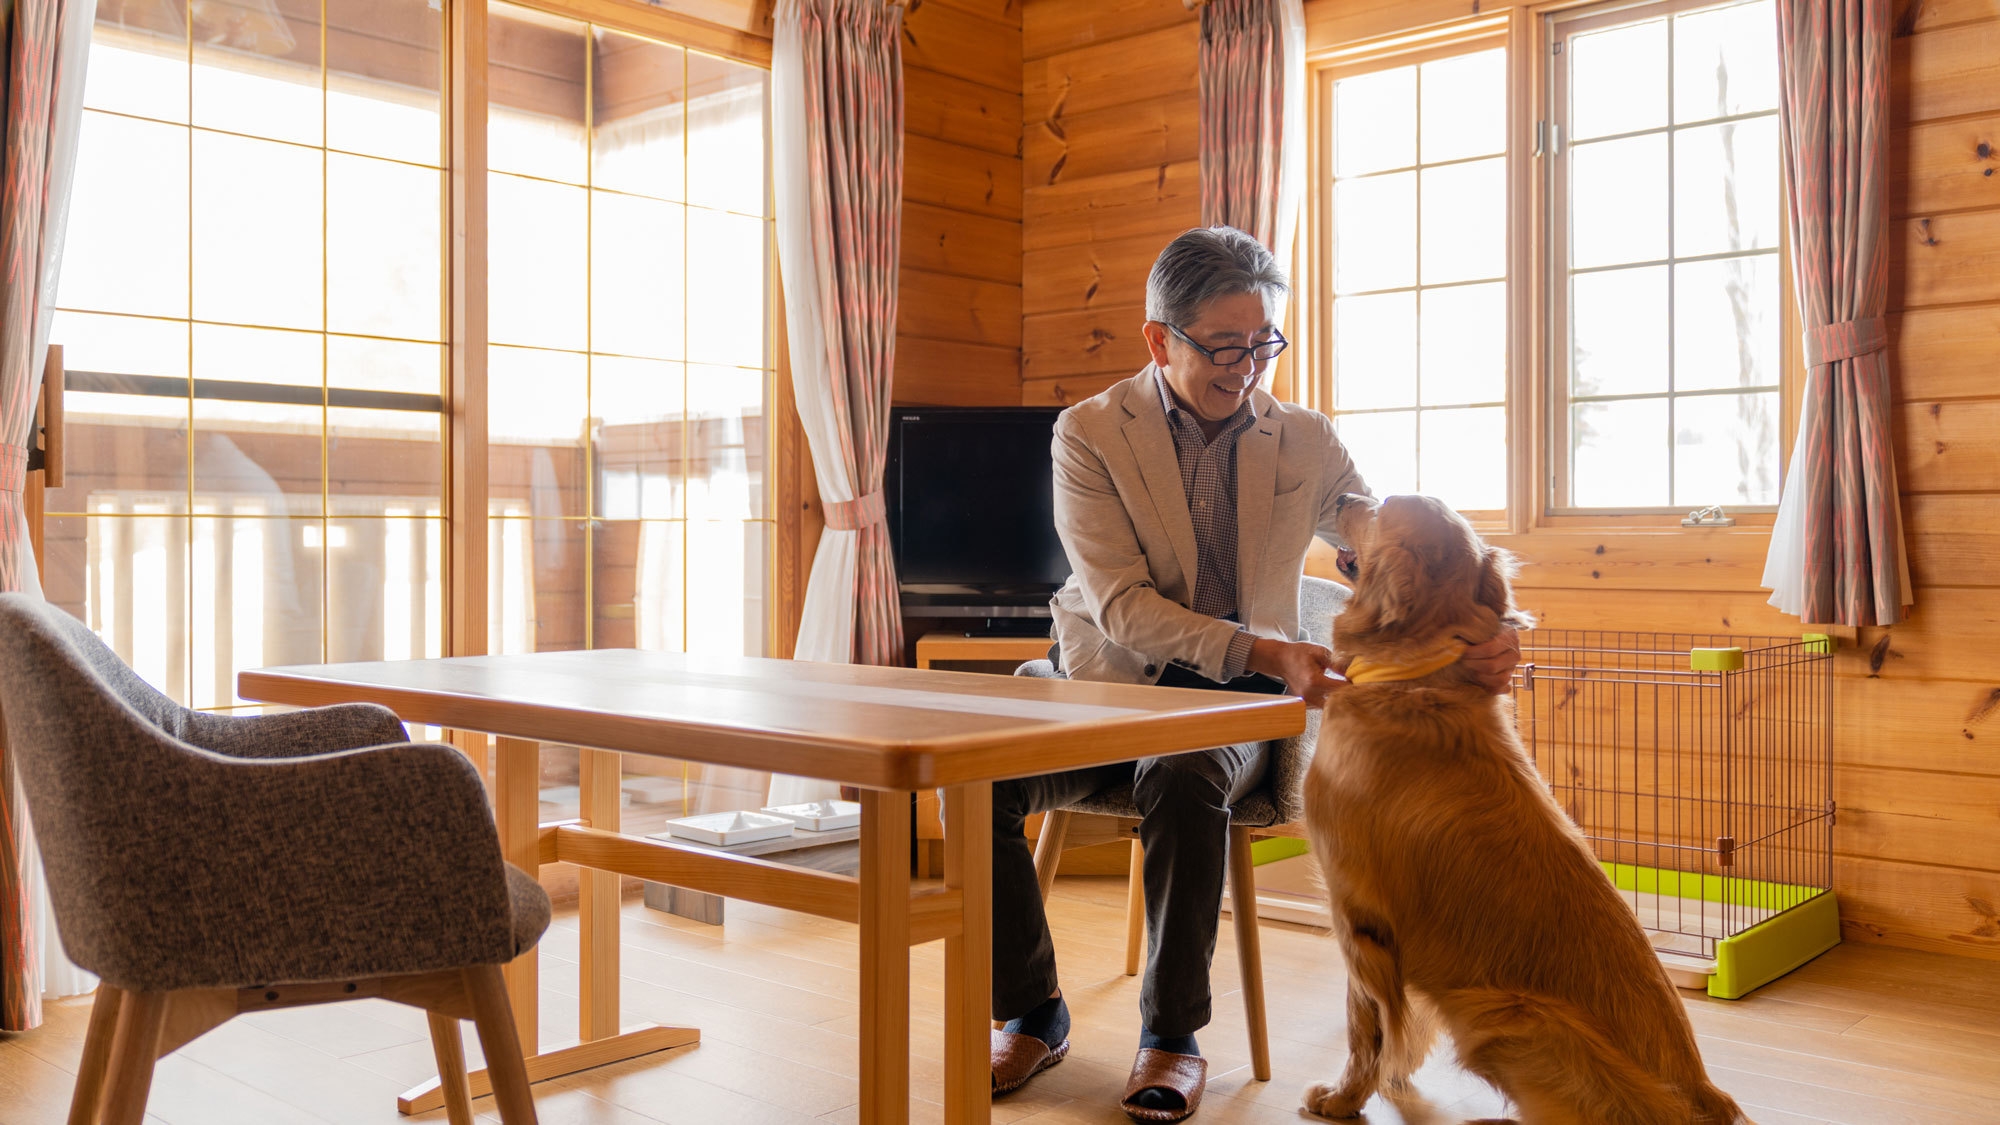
xmin=3 ymin=875 xmax=1998 ymax=1124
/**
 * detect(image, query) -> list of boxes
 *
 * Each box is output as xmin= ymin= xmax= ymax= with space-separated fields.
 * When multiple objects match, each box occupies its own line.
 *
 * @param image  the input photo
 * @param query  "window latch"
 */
xmin=1681 ymin=505 xmax=1735 ymax=528
xmin=1534 ymin=121 xmax=1562 ymax=157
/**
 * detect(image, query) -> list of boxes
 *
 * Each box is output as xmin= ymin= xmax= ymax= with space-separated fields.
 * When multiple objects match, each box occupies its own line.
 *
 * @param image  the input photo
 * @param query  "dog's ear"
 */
xmin=1477 ymin=546 xmax=1535 ymax=629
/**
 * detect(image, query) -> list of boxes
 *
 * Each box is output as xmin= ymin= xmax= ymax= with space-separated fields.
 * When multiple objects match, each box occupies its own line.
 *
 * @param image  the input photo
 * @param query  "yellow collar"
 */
xmin=1343 ymin=639 xmax=1469 ymax=684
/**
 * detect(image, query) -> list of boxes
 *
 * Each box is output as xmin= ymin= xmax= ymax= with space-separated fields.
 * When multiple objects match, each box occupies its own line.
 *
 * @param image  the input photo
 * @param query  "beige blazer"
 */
xmin=1049 ymin=367 xmax=1369 ymax=686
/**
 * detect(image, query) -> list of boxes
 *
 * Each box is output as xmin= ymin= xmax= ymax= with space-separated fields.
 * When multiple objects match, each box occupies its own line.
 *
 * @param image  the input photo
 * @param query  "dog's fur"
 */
xmin=1300 ymin=494 xmax=1748 ymax=1125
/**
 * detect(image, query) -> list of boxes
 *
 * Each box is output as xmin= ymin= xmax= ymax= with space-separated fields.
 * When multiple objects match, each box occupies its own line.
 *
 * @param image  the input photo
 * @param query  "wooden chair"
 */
xmin=0 ymin=594 xmax=549 ymax=1125
xmin=1017 ymin=575 xmax=1345 ymax=1083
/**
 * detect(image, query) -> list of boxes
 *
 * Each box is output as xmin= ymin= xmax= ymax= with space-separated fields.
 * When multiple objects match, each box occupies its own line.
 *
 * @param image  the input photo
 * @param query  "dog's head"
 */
xmin=1331 ymin=493 xmax=1533 ymax=661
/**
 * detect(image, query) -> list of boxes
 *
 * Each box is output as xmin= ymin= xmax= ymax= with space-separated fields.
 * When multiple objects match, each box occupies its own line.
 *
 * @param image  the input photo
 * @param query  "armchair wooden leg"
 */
xmin=67 ymin=984 xmax=124 ymax=1125
xmin=1124 ymin=838 xmax=1146 ymax=977
xmin=465 ymin=964 xmax=539 ymax=1124
xmin=1032 ymin=810 xmax=1071 ymax=902
xmin=427 ymin=1011 xmax=477 ymax=1125
xmin=101 ymin=990 xmax=169 ymax=1125
xmin=1227 ymin=825 xmax=1271 ymax=1082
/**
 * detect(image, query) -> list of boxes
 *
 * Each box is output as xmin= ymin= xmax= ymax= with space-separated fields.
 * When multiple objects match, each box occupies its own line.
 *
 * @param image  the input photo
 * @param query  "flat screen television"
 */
xmin=885 ymin=406 xmax=1070 ymax=619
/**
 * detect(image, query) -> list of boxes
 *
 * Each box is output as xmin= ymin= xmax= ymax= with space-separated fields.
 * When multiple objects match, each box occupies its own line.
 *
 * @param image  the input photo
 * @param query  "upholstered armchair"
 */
xmin=0 ymin=593 xmax=547 ymax=1125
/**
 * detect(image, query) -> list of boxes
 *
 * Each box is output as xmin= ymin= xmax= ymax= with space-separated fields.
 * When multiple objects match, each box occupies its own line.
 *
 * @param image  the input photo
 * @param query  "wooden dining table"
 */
xmin=238 ymin=648 xmax=1304 ymax=1124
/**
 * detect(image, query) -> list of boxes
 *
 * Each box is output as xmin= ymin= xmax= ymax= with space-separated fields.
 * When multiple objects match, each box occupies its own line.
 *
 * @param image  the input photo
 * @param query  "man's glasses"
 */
xmin=1164 ymin=322 xmax=1288 ymax=368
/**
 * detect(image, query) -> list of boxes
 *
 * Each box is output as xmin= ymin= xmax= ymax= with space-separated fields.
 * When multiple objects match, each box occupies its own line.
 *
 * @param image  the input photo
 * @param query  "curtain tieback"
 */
xmin=1803 ymin=316 xmax=1888 ymax=368
xmin=823 ymin=490 xmax=886 ymax=531
xmin=0 ymin=445 xmax=26 ymax=493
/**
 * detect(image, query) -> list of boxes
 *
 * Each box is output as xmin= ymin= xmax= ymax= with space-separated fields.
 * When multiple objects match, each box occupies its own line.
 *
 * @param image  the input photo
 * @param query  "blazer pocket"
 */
xmin=1273 ymin=477 xmax=1307 ymax=498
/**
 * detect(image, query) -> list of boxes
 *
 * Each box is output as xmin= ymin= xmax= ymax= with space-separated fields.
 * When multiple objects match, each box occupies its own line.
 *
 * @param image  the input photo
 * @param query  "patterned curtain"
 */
xmin=1197 ymin=0 xmax=1305 ymax=256
xmin=1761 ymin=0 xmax=1911 ymax=626
xmin=770 ymin=0 xmax=902 ymax=801
xmin=0 ymin=0 xmax=96 ymax=1031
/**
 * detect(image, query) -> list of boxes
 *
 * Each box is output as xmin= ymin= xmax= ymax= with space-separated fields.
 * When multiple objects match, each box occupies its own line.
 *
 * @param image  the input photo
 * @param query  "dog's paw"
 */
xmin=1300 ymin=1081 xmax=1370 ymax=1119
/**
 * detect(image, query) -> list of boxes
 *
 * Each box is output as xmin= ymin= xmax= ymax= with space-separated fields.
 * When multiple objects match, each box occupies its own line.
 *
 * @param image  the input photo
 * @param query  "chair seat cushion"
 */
xmin=1064 ymin=783 xmax=1280 ymax=828
xmin=506 ymin=863 xmax=553 ymax=956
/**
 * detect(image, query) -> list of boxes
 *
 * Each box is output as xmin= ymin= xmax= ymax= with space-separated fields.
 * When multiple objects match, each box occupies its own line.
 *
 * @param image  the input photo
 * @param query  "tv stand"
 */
xmin=914 ymin=633 xmax=1053 ymax=671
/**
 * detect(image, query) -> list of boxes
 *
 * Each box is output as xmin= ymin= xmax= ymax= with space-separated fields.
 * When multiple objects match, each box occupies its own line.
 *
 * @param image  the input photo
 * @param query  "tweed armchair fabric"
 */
xmin=0 ymin=593 xmax=549 ymax=994
xmin=1018 ymin=575 xmax=1344 ymax=826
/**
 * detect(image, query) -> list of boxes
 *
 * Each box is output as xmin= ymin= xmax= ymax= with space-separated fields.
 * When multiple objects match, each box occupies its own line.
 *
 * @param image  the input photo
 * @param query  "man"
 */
xmin=988 ymin=227 xmax=1519 ymax=1121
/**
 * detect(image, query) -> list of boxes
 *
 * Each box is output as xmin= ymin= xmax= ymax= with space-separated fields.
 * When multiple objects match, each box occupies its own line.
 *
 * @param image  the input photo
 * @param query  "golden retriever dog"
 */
xmin=1300 ymin=493 xmax=1748 ymax=1125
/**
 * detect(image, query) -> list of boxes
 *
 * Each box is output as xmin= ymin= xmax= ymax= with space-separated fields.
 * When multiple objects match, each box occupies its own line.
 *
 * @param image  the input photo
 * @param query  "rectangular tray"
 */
xmin=659 ymin=810 xmax=795 ymax=846
xmin=759 ymin=800 xmax=863 ymax=831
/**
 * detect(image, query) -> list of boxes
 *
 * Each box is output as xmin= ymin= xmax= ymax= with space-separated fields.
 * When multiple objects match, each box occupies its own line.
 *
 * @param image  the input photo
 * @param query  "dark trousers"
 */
xmin=990 ymin=668 xmax=1277 ymax=1036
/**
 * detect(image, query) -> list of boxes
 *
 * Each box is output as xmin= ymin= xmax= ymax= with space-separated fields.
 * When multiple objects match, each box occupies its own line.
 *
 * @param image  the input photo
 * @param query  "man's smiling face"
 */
xmin=1150 ymin=290 xmax=1280 ymax=426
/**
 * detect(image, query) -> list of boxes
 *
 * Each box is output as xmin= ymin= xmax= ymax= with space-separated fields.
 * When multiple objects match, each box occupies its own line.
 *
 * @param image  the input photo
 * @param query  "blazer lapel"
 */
xmin=1122 ymin=371 xmax=1201 ymax=593
xmin=1234 ymin=396 xmax=1279 ymax=624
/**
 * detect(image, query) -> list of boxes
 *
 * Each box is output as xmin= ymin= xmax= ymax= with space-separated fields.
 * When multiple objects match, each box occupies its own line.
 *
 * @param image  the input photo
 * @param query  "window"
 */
xmin=1327 ymin=46 xmax=1509 ymax=515
xmin=42 ymin=0 xmax=774 ymax=746
xmin=1311 ymin=0 xmax=1788 ymax=524
xmin=1551 ymin=0 xmax=1782 ymax=512
xmin=49 ymin=0 xmax=449 ymax=708
xmin=483 ymin=2 xmax=772 ymax=662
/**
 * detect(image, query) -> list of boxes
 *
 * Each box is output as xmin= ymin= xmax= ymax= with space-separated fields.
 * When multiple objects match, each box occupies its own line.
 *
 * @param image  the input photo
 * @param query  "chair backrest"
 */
xmin=1298 ymin=574 xmax=1348 ymax=647
xmin=0 ymin=594 xmax=247 ymax=982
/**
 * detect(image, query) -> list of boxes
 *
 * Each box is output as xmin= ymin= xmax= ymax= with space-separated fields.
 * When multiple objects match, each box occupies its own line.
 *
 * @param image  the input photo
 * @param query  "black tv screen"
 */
xmin=886 ymin=407 xmax=1071 ymax=614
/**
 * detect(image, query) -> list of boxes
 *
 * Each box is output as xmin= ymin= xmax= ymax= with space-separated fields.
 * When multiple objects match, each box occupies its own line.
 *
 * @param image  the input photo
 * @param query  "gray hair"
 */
xmin=1144 ymin=226 xmax=1288 ymax=327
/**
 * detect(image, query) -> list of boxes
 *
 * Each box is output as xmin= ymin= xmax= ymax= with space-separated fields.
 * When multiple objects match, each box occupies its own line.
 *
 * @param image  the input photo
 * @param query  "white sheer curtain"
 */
xmin=20 ymin=0 xmax=101 ymax=1005
xmin=768 ymin=0 xmax=904 ymax=808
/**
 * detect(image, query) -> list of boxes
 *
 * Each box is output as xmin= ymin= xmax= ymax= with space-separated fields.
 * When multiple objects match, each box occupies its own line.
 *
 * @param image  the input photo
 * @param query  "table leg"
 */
xmin=493 ymin=736 xmax=541 ymax=1051
xmin=859 ymin=789 xmax=912 ymax=1125
xmin=942 ymin=783 xmax=992 ymax=1125
xmin=578 ymin=748 xmax=622 ymax=1042
xmin=396 ymin=739 xmax=696 ymax=1117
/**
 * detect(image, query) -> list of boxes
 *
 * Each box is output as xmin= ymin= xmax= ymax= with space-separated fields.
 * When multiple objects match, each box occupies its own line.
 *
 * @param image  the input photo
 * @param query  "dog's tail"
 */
xmin=1438 ymin=987 xmax=1707 ymax=1125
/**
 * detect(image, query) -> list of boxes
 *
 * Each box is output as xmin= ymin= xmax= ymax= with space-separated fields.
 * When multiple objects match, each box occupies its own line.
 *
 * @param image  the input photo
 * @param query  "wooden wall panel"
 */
xmin=899 ymin=270 xmax=1023 ymax=347
xmin=1023 ymin=93 xmax=1199 ymax=188
xmin=1893 ymin=19 xmax=2000 ymax=125
xmin=1891 ymin=305 xmax=2000 ymax=401
xmin=1023 ymin=20 xmax=1199 ymax=122
xmin=1890 ymin=210 xmax=2000 ymax=309
xmin=905 ymin=64 xmax=1023 ymax=156
xmin=893 ymin=335 xmax=1022 ymax=406
xmin=1023 ymin=160 xmax=1201 ymax=252
xmin=1021 ymin=304 xmax=1151 ymax=382
xmin=1022 ymin=232 xmax=1161 ymax=317
xmin=896 ymin=1 xmax=1023 ymax=409
xmin=1023 ymin=0 xmax=1192 ymax=60
xmin=1895 ymin=399 xmax=2000 ymax=493
xmin=1018 ymin=3 xmax=1201 ymax=396
xmin=903 ymin=0 xmax=1024 ymax=95
xmin=902 ymin=200 xmax=1023 ymax=284
xmin=904 ymin=133 xmax=1024 ymax=220
xmin=1021 ymin=371 xmax=1126 ymax=408
xmin=1890 ymin=112 xmax=2000 ymax=217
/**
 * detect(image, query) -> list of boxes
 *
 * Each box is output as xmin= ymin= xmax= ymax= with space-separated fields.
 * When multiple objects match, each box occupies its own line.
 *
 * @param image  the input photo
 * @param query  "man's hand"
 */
xmin=1459 ymin=626 xmax=1522 ymax=695
xmin=1247 ymin=636 xmax=1344 ymax=709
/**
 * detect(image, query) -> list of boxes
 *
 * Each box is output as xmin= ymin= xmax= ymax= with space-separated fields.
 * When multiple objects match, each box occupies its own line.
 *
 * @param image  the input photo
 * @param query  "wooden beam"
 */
xmin=554 ymin=824 xmax=862 ymax=921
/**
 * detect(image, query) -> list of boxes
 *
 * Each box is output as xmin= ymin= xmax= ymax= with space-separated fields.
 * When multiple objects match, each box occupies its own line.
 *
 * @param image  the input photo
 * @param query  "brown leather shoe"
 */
xmin=991 ymin=1029 xmax=1069 ymax=1096
xmin=1120 ymin=1048 xmax=1207 ymax=1122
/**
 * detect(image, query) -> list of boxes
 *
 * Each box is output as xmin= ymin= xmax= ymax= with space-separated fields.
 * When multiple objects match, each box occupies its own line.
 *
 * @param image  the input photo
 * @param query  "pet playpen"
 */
xmin=1511 ymin=631 xmax=1839 ymax=998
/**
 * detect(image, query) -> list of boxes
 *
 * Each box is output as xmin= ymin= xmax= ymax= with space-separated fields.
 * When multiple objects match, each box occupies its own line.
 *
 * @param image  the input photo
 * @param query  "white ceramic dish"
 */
xmin=759 ymin=800 xmax=863 ymax=831
xmin=660 ymin=810 xmax=796 ymax=846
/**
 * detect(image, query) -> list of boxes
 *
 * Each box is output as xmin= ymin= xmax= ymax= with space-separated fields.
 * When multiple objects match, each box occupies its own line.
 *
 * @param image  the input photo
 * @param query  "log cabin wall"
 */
xmin=1013 ymin=0 xmax=2000 ymax=961
xmin=894 ymin=0 xmax=1026 ymax=406
xmin=1020 ymin=1 xmax=1203 ymax=407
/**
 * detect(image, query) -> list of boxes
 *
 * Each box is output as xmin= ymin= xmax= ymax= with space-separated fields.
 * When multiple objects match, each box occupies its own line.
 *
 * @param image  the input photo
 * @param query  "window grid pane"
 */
xmin=1329 ymin=47 xmax=1507 ymax=512
xmin=1562 ymin=0 xmax=1781 ymax=511
xmin=487 ymin=2 xmax=772 ymax=667
xmin=48 ymin=2 xmax=451 ymax=708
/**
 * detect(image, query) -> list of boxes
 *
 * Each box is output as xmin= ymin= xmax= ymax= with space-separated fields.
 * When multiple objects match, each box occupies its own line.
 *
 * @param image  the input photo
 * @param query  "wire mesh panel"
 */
xmin=1512 ymin=631 xmax=1834 ymax=969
